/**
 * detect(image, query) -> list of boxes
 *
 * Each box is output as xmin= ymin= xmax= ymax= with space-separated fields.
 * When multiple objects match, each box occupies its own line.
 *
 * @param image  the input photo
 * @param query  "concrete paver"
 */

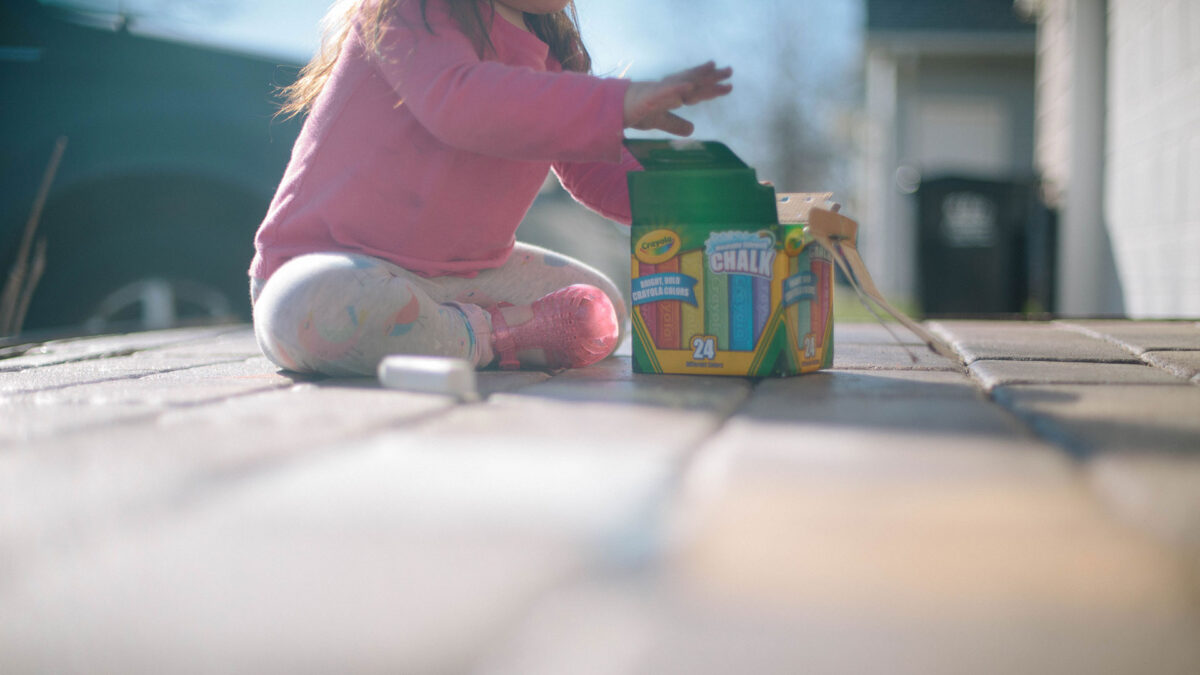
xmin=0 ymin=359 xmax=709 ymax=672
xmin=0 ymin=326 xmax=238 ymax=371
xmin=0 ymin=353 xmax=250 ymax=396
xmin=929 ymin=320 xmax=1139 ymax=364
xmin=0 ymin=355 xmax=304 ymax=443
xmin=969 ymin=359 xmax=1187 ymax=391
xmin=1089 ymin=452 xmax=1200 ymax=553
xmin=477 ymin=370 xmax=553 ymax=397
xmin=832 ymin=342 xmax=961 ymax=371
xmin=1141 ymin=351 xmax=1200 ymax=380
xmin=2 ymin=322 xmax=1199 ymax=673
xmin=478 ymin=576 xmax=1200 ymax=675
xmin=833 ymin=322 xmax=928 ymax=345
xmin=0 ymin=506 xmax=584 ymax=673
xmin=0 ymin=385 xmax=459 ymax=580
xmin=991 ymin=384 xmax=1200 ymax=455
xmin=1 ymin=398 xmax=165 ymax=444
xmin=1057 ymin=320 xmax=1200 ymax=353
xmin=129 ymin=330 xmax=264 ymax=358
xmin=3 ymin=357 xmax=302 ymax=408
xmin=429 ymin=388 xmax=748 ymax=461
xmin=679 ymin=460 xmax=1189 ymax=619
xmin=739 ymin=370 xmax=1029 ymax=439
xmin=674 ymin=490 xmax=1199 ymax=673
xmin=517 ymin=371 xmax=753 ymax=411
xmin=689 ymin=376 xmax=1065 ymax=483
xmin=0 ymin=399 xmax=683 ymax=671
xmin=659 ymin=405 xmax=1200 ymax=673
xmin=478 ymin=364 xmax=1200 ymax=674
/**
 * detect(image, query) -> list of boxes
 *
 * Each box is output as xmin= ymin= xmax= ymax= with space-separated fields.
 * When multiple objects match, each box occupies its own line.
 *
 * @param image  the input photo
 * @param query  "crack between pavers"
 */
xmin=162 ymin=397 xmax=471 ymax=510
xmin=0 ymin=369 xmax=526 ymax=593
xmin=170 ymin=367 xmax=583 ymax=494
xmin=960 ymin=358 xmax=1196 ymax=390
xmin=668 ymin=377 xmax=759 ymax=466
xmin=834 ymin=364 xmax=960 ymax=373
xmin=1051 ymin=320 xmax=1182 ymax=360
xmin=936 ymin=321 xmax=1178 ymax=368
xmin=0 ymin=380 xmax=303 ymax=448
xmin=960 ymin=355 xmax=1144 ymax=365
xmin=933 ymin=333 xmax=1099 ymax=457
xmin=0 ymin=325 xmax=249 ymax=371
xmin=1 ymin=353 xmax=320 ymax=447
xmin=971 ymin=379 xmax=1194 ymax=397
xmin=0 ymin=356 xmax=256 ymax=396
xmin=0 ymin=389 xmax=442 ymax=595
xmin=959 ymin=357 xmax=1199 ymax=456
xmin=0 ymin=348 xmax=141 ymax=372
xmin=2 ymin=379 xmax=467 ymax=517
xmin=988 ymin=397 xmax=1092 ymax=458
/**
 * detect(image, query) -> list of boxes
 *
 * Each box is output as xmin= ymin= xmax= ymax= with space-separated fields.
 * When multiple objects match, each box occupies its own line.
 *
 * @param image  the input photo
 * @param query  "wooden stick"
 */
xmin=806 ymin=207 xmax=959 ymax=362
xmin=1 ymin=136 xmax=67 ymax=335
xmin=12 ymin=238 xmax=47 ymax=335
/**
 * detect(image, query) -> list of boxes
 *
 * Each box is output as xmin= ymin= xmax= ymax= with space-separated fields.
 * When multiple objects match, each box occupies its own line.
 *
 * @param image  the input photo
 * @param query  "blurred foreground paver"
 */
xmin=1 ymin=320 xmax=1198 ymax=674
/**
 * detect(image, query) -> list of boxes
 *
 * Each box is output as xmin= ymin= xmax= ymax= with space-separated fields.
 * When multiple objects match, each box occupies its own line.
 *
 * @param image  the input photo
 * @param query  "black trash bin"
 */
xmin=915 ymin=176 xmax=1056 ymax=316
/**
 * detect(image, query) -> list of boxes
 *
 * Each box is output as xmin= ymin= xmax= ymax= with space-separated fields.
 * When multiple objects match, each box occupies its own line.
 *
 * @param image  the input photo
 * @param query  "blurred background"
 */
xmin=2 ymin=0 xmax=1196 ymax=338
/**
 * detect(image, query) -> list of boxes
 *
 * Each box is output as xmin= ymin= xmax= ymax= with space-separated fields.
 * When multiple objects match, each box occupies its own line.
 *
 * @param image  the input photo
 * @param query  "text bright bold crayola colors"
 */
xmin=625 ymin=140 xmax=834 ymax=376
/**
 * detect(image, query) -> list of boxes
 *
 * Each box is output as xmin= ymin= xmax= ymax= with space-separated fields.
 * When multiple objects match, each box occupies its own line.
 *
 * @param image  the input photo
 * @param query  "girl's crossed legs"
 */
xmin=251 ymin=243 xmax=627 ymax=376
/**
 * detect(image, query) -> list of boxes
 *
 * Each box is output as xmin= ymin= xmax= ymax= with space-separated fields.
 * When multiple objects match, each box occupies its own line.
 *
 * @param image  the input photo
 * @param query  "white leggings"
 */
xmin=251 ymin=244 xmax=626 ymax=376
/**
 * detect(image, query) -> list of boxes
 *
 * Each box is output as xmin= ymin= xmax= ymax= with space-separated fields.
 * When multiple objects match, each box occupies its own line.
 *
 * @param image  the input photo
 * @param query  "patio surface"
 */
xmin=2 ymin=318 xmax=1199 ymax=673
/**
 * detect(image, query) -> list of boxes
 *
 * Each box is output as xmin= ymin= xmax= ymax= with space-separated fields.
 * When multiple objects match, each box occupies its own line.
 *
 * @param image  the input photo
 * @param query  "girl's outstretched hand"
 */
xmin=623 ymin=61 xmax=733 ymax=136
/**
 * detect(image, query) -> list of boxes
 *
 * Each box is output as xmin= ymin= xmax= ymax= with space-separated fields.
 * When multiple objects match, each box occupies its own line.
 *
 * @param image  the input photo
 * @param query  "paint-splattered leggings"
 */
xmin=250 ymin=244 xmax=626 ymax=377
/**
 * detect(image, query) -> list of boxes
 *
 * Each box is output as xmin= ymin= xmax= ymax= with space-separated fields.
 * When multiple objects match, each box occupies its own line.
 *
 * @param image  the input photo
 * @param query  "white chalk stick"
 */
xmin=377 ymin=355 xmax=479 ymax=401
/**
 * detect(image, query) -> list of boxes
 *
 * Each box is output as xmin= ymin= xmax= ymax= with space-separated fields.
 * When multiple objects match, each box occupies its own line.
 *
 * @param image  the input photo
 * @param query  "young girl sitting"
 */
xmin=250 ymin=0 xmax=732 ymax=376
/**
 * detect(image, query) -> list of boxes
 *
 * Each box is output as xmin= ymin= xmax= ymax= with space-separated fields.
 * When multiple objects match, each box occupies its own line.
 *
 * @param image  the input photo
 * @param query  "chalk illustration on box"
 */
xmin=783 ymin=242 xmax=832 ymax=358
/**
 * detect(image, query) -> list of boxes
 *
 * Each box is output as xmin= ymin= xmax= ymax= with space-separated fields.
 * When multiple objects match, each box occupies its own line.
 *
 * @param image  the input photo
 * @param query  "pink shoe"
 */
xmin=488 ymin=285 xmax=619 ymax=370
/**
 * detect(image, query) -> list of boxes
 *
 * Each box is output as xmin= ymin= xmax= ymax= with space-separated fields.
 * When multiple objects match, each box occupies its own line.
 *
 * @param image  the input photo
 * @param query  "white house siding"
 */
xmin=1106 ymin=0 xmax=1200 ymax=317
xmin=1030 ymin=0 xmax=1120 ymax=315
xmin=1032 ymin=0 xmax=1073 ymax=204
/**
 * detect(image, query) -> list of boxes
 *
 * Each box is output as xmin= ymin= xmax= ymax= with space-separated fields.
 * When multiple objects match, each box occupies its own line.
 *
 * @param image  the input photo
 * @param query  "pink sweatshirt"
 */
xmin=250 ymin=0 xmax=639 ymax=280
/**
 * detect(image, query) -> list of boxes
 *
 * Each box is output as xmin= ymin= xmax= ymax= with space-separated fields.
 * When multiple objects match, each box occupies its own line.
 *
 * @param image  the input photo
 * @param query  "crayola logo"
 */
xmin=784 ymin=229 xmax=808 ymax=257
xmin=635 ymin=229 xmax=682 ymax=264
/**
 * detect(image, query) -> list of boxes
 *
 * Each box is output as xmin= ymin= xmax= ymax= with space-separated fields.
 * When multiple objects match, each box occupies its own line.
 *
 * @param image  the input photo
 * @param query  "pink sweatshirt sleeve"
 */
xmin=372 ymin=1 xmax=629 ymax=163
xmin=553 ymin=146 xmax=643 ymax=225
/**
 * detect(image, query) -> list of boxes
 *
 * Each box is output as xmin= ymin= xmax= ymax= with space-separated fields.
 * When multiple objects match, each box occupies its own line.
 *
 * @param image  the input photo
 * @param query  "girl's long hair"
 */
xmin=277 ymin=0 xmax=591 ymax=120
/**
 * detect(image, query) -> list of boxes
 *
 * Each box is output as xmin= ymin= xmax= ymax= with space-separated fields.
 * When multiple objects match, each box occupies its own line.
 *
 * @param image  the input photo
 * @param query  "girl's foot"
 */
xmin=488 ymin=285 xmax=619 ymax=369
